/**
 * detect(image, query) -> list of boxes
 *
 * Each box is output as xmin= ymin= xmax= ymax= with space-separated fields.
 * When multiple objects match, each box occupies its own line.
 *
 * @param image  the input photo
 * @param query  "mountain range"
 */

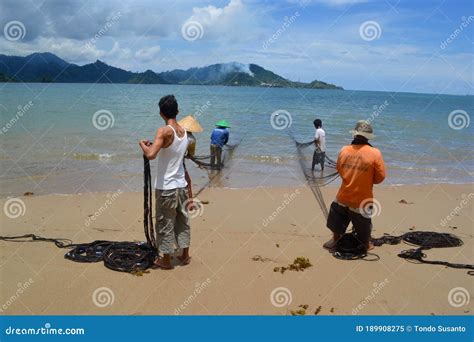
xmin=0 ymin=52 xmax=343 ymax=90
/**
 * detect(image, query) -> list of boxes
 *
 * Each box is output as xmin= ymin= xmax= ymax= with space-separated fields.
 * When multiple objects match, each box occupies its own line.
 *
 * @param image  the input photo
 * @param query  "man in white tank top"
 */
xmin=139 ymin=95 xmax=193 ymax=270
xmin=312 ymin=118 xmax=326 ymax=172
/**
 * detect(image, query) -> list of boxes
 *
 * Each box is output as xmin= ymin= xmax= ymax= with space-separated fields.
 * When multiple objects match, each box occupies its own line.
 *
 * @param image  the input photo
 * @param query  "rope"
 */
xmin=0 ymin=234 xmax=75 ymax=248
xmin=372 ymin=231 xmax=474 ymax=272
xmin=0 ymin=156 xmax=158 ymax=274
xmin=331 ymin=231 xmax=472 ymax=272
xmin=332 ymin=233 xmax=380 ymax=261
xmin=143 ymin=156 xmax=156 ymax=249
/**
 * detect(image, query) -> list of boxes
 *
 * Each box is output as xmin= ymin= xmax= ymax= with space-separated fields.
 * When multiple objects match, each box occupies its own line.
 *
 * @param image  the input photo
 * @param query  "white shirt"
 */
xmin=154 ymin=125 xmax=188 ymax=190
xmin=314 ymin=128 xmax=326 ymax=152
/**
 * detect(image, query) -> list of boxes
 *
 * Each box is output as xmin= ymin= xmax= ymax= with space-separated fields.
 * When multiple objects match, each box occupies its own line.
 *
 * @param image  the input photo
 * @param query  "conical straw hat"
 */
xmin=178 ymin=115 xmax=203 ymax=133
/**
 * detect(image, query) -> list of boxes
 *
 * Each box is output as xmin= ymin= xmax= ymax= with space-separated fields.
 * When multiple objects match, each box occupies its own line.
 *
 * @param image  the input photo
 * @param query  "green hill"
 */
xmin=0 ymin=53 xmax=343 ymax=90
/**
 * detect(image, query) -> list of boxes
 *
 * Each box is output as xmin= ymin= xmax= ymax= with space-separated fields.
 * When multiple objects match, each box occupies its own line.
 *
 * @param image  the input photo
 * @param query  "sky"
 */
xmin=1 ymin=0 xmax=473 ymax=95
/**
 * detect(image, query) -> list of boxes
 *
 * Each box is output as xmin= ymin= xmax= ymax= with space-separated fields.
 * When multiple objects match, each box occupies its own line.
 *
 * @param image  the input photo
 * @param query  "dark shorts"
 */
xmin=312 ymin=150 xmax=325 ymax=169
xmin=326 ymin=201 xmax=372 ymax=243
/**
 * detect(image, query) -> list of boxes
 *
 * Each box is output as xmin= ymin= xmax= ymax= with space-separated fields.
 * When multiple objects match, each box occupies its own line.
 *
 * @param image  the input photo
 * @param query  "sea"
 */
xmin=0 ymin=83 xmax=472 ymax=196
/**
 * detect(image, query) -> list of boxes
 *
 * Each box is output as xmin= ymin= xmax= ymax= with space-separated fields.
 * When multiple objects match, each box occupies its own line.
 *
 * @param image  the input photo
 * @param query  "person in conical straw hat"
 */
xmin=323 ymin=120 xmax=385 ymax=252
xmin=178 ymin=115 xmax=203 ymax=158
xmin=210 ymin=119 xmax=230 ymax=170
xmin=177 ymin=115 xmax=204 ymax=214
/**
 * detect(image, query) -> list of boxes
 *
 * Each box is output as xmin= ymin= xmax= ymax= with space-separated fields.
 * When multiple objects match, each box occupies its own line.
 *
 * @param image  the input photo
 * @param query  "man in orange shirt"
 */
xmin=323 ymin=120 xmax=385 ymax=251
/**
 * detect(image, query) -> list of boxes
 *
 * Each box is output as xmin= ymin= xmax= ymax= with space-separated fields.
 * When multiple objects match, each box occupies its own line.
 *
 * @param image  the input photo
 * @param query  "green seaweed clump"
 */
xmin=274 ymin=257 xmax=312 ymax=274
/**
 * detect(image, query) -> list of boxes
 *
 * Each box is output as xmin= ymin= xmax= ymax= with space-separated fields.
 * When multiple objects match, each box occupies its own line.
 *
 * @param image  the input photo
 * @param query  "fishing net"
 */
xmin=289 ymin=131 xmax=340 ymax=219
xmin=0 ymin=156 xmax=157 ymax=274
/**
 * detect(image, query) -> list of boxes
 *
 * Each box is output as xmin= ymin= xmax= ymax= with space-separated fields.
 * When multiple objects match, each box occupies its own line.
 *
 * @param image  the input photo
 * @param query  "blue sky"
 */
xmin=1 ymin=0 xmax=473 ymax=94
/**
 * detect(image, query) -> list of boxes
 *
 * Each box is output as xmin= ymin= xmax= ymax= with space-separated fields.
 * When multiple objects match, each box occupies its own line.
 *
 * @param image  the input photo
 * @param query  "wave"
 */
xmin=70 ymin=153 xmax=114 ymax=161
xmin=245 ymin=155 xmax=295 ymax=164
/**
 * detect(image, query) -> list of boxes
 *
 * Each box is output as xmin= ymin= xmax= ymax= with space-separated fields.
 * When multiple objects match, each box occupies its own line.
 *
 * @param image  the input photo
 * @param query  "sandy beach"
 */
xmin=0 ymin=183 xmax=472 ymax=315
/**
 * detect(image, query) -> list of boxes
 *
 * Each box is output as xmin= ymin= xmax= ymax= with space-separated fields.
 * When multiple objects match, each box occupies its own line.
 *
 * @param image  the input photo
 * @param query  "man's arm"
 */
xmin=336 ymin=148 xmax=343 ymax=175
xmin=373 ymin=150 xmax=386 ymax=184
xmin=139 ymin=127 xmax=166 ymax=160
xmin=224 ymin=130 xmax=229 ymax=145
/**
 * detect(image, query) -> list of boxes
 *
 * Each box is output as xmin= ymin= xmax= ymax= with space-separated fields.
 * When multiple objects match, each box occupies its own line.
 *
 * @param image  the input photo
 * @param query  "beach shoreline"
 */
xmin=0 ymin=183 xmax=472 ymax=315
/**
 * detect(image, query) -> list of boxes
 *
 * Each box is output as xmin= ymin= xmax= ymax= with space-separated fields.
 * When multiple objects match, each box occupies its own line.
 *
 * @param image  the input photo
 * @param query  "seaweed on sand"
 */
xmin=274 ymin=257 xmax=312 ymax=274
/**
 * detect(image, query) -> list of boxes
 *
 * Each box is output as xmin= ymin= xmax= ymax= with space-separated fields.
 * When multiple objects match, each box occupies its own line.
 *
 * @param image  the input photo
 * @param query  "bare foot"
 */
xmin=366 ymin=242 xmax=374 ymax=251
xmin=323 ymin=239 xmax=336 ymax=250
xmin=178 ymin=255 xmax=191 ymax=265
xmin=153 ymin=257 xmax=174 ymax=270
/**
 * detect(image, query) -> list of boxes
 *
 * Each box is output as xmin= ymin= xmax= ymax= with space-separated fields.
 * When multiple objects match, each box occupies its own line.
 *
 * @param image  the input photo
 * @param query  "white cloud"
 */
xmin=188 ymin=0 xmax=244 ymax=27
xmin=107 ymin=41 xmax=132 ymax=61
xmin=134 ymin=46 xmax=161 ymax=62
xmin=184 ymin=0 xmax=260 ymax=42
xmin=0 ymin=37 xmax=106 ymax=63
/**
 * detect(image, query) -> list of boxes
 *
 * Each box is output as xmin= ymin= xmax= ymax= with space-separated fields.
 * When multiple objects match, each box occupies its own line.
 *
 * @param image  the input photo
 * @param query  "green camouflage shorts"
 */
xmin=155 ymin=188 xmax=191 ymax=254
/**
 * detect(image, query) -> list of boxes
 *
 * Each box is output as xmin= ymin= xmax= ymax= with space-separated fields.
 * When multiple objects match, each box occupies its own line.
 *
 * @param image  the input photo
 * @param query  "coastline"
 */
xmin=0 ymin=183 xmax=472 ymax=315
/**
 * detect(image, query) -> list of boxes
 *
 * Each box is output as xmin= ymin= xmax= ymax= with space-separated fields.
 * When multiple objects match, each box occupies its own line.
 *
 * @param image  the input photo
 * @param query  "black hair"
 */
xmin=313 ymin=119 xmax=322 ymax=128
xmin=158 ymin=95 xmax=178 ymax=119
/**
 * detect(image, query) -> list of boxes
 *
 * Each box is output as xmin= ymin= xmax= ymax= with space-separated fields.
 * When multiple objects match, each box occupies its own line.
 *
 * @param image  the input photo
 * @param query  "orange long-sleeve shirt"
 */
xmin=336 ymin=144 xmax=386 ymax=208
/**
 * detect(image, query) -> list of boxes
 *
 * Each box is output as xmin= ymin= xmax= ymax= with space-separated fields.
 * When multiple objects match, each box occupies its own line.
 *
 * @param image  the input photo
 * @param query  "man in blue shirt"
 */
xmin=210 ymin=120 xmax=230 ymax=170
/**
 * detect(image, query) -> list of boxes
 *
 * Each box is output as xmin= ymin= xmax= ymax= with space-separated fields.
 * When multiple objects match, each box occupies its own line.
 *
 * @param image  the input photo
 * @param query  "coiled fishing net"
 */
xmin=0 ymin=156 xmax=157 ymax=274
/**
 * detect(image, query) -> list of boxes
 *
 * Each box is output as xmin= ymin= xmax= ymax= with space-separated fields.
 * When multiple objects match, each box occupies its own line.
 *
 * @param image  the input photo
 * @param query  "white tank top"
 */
xmin=154 ymin=125 xmax=188 ymax=190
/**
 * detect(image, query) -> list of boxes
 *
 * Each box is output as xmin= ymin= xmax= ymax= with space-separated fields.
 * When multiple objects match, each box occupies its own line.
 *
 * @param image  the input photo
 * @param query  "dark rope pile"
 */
xmin=372 ymin=231 xmax=474 ymax=272
xmin=330 ymin=231 xmax=473 ymax=272
xmin=332 ymin=233 xmax=380 ymax=261
xmin=0 ymin=156 xmax=157 ymax=274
